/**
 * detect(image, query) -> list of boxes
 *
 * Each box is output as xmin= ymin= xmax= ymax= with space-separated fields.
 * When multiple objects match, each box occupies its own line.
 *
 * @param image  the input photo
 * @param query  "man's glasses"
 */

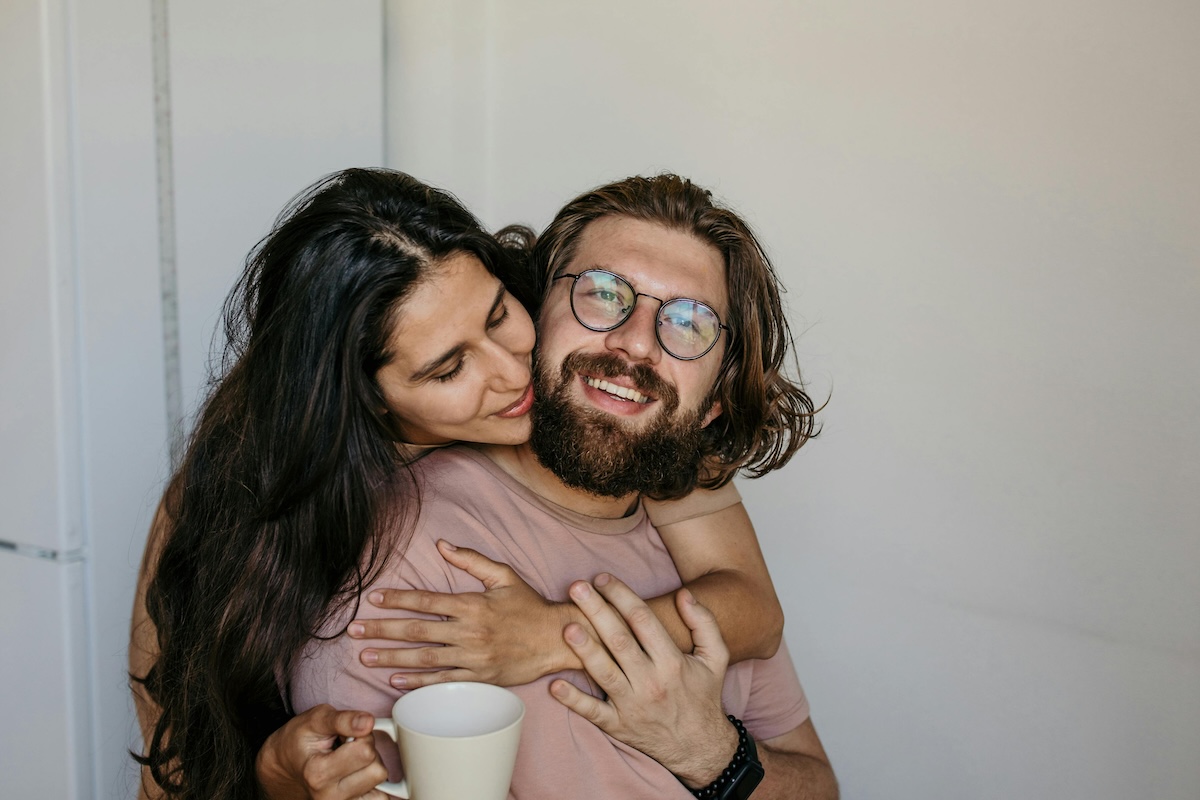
xmin=553 ymin=269 xmax=729 ymax=361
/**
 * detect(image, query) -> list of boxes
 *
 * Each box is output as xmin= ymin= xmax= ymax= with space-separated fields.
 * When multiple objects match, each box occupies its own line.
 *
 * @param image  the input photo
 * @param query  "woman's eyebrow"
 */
xmin=408 ymin=283 xmax=506 ymax=382
xmin=409 ymin=343 xmax=466 ymax=382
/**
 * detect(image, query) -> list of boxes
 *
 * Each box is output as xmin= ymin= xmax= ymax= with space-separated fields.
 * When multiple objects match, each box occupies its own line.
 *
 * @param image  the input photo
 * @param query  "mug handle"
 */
xmin=370 ymin=718 xmax=410 ymax=799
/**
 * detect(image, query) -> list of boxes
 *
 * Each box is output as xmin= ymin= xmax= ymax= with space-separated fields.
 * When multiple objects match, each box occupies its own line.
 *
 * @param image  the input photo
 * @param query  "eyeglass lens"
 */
xmin=570 ymin=270 xmax=723 ymax=359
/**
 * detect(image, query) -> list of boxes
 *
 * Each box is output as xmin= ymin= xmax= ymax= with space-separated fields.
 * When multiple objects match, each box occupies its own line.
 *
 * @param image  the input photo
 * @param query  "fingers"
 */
xmin=674 ymin=588 xmax=729 ymax=674
xmin=326 ymin=708 xmax=376 ymax=740
xmin=284 ymin=704 xmax=369 ymax=747
xmin=349 ymin=616 xmax=455 ymax=646
xmin=549 ymin=677 xmax=619 ymax=732
xmin=588 ymin=574 xmax=677 ymax=664
xmin=366 ymin=588 xmax=461 ymax=617
xmin=303 ymin=735 xmax=388 ymax=799
xmin=360 ymin=643 xmax=464 ymax=670
xmin=567 ymin=580 xmax=644 ymax=673
xmin=385 ymin=667 xmax=477 ymax=691
xmin=559 ymin=614 xmax=633 ymax=702
xmin=435 ymin=540 xmax=519 ymax=589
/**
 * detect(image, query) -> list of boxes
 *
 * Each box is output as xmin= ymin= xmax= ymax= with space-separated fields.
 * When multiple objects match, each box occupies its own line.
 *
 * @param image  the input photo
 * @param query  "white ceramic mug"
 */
xmin=372 ymin=682 xmax=525 ymax=800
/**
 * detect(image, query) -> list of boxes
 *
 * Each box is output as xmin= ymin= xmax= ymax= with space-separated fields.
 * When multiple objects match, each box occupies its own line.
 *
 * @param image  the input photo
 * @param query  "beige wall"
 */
xmin=386 ymin=2 xmax=1200 ymax=797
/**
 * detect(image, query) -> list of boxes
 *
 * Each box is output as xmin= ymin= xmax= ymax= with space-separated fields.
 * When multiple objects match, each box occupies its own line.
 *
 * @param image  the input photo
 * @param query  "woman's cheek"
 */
xmin=424 ymin=386 xmax=478 ymax=430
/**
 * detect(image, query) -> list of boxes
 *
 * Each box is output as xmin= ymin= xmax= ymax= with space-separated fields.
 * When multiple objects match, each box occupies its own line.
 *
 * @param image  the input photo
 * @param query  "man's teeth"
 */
xmin=585 ymin=377 xmax=651 ymax=404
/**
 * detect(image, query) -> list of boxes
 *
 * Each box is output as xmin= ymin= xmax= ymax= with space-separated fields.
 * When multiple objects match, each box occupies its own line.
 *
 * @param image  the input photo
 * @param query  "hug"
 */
xmin=130 ymin=168 xmax=836 ymax=799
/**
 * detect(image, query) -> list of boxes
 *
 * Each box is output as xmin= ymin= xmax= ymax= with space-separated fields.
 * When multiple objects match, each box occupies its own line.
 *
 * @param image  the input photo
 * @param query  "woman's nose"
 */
xmin=488 ymin=340 xmax=531 ymax=391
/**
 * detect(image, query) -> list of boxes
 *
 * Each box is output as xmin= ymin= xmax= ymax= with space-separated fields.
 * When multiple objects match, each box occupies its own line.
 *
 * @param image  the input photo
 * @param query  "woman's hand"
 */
xmin=348 ymin=540 xmax=574 ymax=689
xmin=256 ymin=705 xmax=389 ymax=800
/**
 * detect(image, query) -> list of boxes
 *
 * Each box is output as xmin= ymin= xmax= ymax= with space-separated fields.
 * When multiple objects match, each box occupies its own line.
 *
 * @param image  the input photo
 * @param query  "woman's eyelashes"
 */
xmin=434 ymin=299 xmax=511 ymax=383
xmin=487 ymin=302 xmax=510 ymax=330
xmin=435 ymin=359 xmax=467 ymax=383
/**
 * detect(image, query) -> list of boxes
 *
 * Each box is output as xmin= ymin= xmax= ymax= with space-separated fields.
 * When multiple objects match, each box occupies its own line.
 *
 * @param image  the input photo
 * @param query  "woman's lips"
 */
xmin=495 ymin=383 xmax=535 ymax=418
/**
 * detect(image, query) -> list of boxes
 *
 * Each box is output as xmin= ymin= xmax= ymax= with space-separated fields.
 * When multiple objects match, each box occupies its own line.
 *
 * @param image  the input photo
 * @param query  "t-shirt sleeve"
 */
xmin=739 ymin=640 xmax=811 ymax=742
xmin=643 ymin=480 xmax=743 ymax=527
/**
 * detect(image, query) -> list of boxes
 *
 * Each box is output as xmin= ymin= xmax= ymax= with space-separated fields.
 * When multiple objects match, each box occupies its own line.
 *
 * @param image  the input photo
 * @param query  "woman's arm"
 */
xmin=644 ymin=499 xmax=783 ymax=661
xmin=349 ymin=493 xmax=784 ymax=688
xmin=129 ymin=500 xmax=388 ymax=800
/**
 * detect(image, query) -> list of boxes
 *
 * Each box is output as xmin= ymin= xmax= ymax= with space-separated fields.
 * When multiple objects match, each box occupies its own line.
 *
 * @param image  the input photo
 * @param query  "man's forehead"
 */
xmin=567 ymin=216 xmax=728 ymax=311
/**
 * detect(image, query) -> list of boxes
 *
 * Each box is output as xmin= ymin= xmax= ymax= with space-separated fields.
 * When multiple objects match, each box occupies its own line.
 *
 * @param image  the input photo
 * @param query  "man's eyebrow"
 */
xmin=408 ymin=283 xmax=506 ymax=382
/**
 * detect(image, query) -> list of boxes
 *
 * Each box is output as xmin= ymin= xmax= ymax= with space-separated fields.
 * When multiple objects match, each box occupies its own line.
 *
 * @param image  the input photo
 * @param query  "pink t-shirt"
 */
xmin=290 ymin=446 xmax=809 ymax=799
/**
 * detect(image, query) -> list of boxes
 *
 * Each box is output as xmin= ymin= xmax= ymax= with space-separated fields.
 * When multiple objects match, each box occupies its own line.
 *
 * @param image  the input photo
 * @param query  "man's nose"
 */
xmin=603 ymin=301 xmax=662 ymax=364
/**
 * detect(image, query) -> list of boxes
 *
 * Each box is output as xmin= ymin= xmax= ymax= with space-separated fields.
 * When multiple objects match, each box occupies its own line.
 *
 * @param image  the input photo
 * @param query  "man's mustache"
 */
xmin=554 ymin=351 xmax=680 ymax=410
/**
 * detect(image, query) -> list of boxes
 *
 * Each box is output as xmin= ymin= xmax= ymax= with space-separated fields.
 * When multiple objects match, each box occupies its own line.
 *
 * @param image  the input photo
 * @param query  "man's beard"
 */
xmin=528 ymin=351 xmax=711 ymax=500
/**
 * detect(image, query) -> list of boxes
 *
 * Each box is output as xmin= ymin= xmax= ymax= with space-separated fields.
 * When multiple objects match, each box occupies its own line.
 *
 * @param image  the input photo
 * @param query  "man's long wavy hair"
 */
xmin=527 ymin=174 xmax=819 ymax=498
xmin=135 ymin=168 xmax=522 ymax=799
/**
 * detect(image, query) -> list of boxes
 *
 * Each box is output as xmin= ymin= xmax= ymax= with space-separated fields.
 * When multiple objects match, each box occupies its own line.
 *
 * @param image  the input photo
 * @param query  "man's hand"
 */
xmin=548 ymin=573 xmax=739 ymax=789
xmin=348 ymin=540 xmax=573 ymax=689
xmin=256 ymin=705 xmax=388 ymax=800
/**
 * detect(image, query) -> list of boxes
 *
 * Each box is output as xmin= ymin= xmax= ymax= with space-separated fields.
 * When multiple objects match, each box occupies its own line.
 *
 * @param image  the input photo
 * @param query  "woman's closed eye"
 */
xmin=487 ymin=302 xmax=511 ymax=331
xmin=434 ymin=359 xmax=467 ymax=383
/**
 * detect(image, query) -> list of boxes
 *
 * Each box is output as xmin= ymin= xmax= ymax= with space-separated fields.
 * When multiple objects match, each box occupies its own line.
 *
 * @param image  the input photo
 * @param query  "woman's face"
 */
xmin=375 ymin=251 xmax=536 ymax=446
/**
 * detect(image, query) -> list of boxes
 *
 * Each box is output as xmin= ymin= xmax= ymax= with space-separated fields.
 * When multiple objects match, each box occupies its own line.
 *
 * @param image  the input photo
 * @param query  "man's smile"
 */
xmin=582 ymin=375 xmax=653 ymax=405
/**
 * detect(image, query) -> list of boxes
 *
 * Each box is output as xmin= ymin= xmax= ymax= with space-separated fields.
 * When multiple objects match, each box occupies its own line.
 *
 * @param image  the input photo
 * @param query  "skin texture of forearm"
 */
xmin=657 ymin=502 xmax=785 ymax=660
xmin=749 ymin=720 xmax=838 ymax=800
xmin=647 ymin=569 xmax=784 ymax=660
xmin=755 ymin=743 xmax=839 ymax=800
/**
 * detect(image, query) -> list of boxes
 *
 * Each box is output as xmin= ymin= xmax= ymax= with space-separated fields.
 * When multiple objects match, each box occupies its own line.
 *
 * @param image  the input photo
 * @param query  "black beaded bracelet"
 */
xmin=688 ymin=714 xmax=764 ymax=799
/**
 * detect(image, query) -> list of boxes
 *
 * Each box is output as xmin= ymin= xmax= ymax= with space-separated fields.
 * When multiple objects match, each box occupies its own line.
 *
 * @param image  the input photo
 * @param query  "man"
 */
xmin=290 ymin=175 xmax=837 ymax=798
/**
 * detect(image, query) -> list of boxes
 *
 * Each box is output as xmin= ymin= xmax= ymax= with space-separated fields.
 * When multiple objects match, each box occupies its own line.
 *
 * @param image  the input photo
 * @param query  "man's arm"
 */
xmin=755 ymin=720 xmax=838 ymax=800
xmin=549 ymin=574 xmax=836 ymax=799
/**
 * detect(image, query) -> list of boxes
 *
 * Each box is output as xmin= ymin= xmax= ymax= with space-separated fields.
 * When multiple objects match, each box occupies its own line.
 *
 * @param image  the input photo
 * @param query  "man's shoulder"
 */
xmin=410 ymin=446 xmax=511 ymax=509
xmin=412 ymin=443 xmax=491 ymax=480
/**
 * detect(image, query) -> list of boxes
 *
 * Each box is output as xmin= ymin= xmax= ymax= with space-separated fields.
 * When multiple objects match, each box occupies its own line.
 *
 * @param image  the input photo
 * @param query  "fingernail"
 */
xmin=361 ymin=650 xmax=378 ymax=664
xmin=595 ymin=573 xmax=611 ymax=587
xmin=439 ymin=540 xmax=458 ymax=551
xmin=570 ymin=582 xmax=592 ymax=600
xmin=390 ymin=675 xmax=408 ymax=688
xmin=348 ymin=623 xmax=365 ymax=637
xmin=550 ymin=681 xmax=568 ymax=698
xmin=353 ymin=713 xmax=372 ymax=728
xmin=680 ymin=587 xmax=696 ymax=605
xmin=368 ymin=591 xmax=384 ymax=605
xmin=565 ymin=625 xmax=587 ymax=645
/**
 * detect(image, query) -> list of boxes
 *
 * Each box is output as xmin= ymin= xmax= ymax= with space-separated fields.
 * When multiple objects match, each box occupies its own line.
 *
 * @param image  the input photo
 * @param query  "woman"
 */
xmin=130 ymin=168 xmax=786 ymax=800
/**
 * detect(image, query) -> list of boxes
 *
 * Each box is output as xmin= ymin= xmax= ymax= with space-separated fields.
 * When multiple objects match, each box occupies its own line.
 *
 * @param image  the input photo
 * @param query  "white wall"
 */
xmin=170 ymin=0 xmax=387 ymax=419
xmin=386 ymin=2 xmax=1200 ymax=797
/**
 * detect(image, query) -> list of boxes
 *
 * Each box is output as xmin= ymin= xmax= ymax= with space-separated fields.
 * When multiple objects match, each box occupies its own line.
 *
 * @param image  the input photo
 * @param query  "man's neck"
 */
xmin=477 ymin=443 xmax=641 ymax=519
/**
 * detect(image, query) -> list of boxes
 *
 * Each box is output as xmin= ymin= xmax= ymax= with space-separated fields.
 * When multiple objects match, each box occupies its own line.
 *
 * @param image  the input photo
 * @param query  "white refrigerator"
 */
xmin=1 ymin=2 xmax=383 ymax=795
xmin=1 ymin=1 xmax=166 ymax=796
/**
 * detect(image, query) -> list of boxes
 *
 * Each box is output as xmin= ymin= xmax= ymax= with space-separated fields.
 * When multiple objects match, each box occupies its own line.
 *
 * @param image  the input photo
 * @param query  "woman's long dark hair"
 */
xmin=135 ymin=168 xmax=521 ymax=799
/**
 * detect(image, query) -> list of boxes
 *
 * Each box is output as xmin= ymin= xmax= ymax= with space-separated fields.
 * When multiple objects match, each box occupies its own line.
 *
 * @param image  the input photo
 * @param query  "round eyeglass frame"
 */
xmin=553 ymin=269 xmax=730 ymax=361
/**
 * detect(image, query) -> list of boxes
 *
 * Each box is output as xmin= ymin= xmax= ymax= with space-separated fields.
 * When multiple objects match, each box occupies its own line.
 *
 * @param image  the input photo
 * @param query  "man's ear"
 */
xmin=701 ymin=399 xmax=722 ymax=429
